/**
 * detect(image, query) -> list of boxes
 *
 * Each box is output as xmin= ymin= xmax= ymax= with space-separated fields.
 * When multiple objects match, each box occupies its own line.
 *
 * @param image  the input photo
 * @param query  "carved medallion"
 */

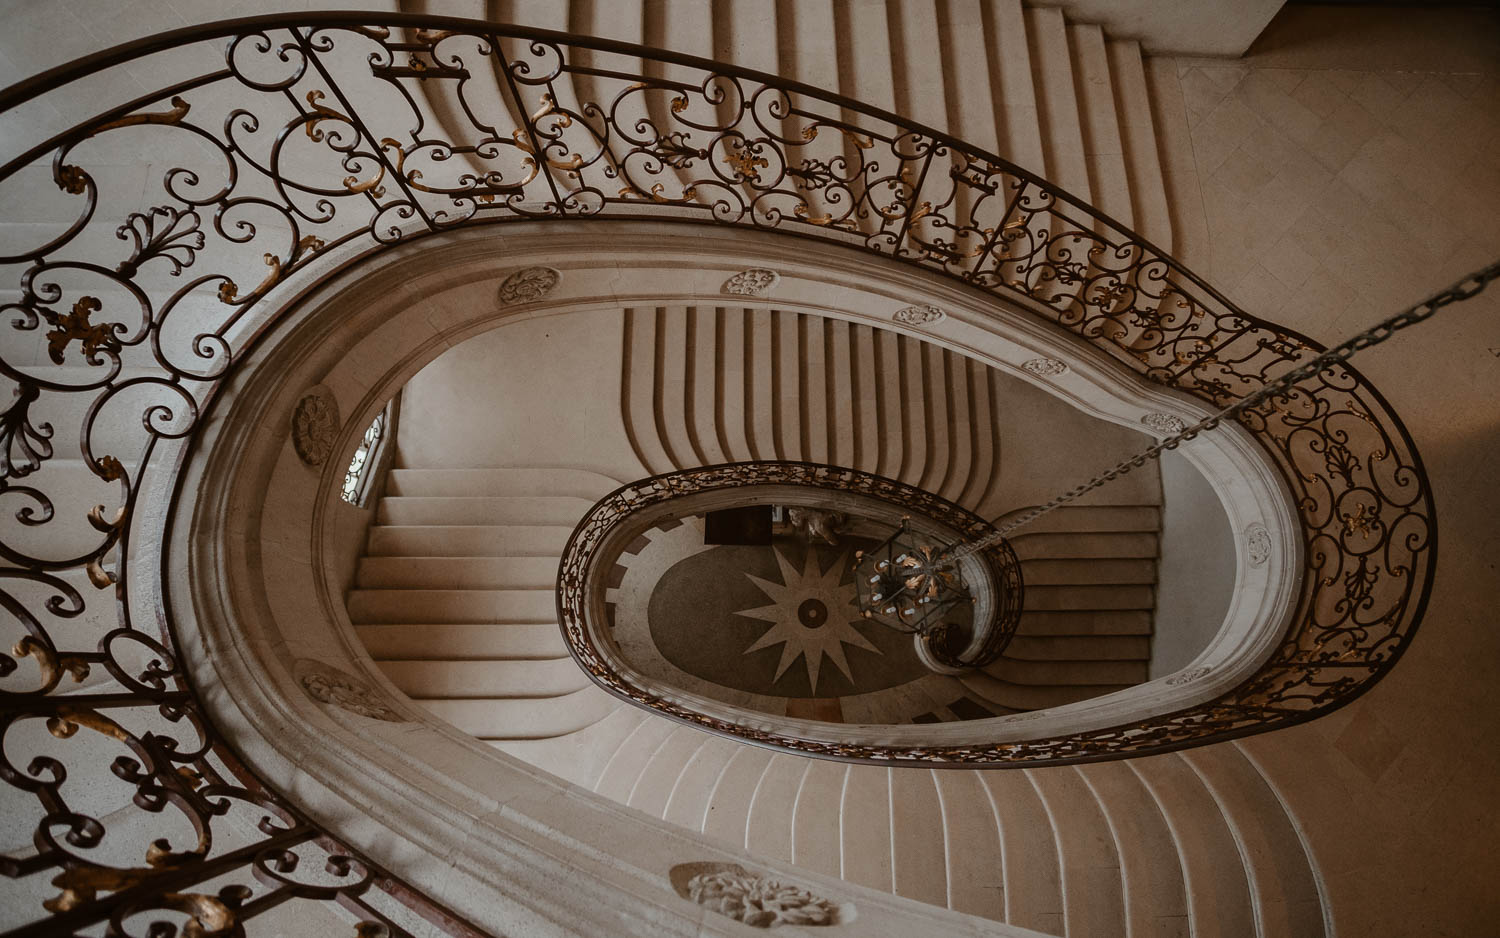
xmin=1166 ymin=666 xmax=1211 ymax=686
xmin=1021 ymin=357 xmax=1068 ymax=377
xmin=290 ymin=385 xmax=340 ymax=466
xmin=497 ymin=265 xmax=560 ymax=305
xmin=722 ymin=267 xmax=780 ymax=297
xmin=1140 ymin=412 xmax=1186 ymax=435
xmin=892 ymin=304 xmax=946 ymax=326
xmin=669 ymin=862 xmax=853 ymax=928
xmin=294 ymin=659 xmax=403 ymax=721
xmin=1246 ymin=522 xmax=1271 ymax=567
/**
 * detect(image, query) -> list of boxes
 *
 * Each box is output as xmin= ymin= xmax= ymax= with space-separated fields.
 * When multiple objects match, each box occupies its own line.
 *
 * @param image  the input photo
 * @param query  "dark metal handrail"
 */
xmin=0 ymin=15 xmax=1434 ymax=934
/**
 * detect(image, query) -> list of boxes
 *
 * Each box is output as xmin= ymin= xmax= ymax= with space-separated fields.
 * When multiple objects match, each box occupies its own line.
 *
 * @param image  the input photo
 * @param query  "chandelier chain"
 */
xmin=945 ymin=258 xmax=1500 ymax=564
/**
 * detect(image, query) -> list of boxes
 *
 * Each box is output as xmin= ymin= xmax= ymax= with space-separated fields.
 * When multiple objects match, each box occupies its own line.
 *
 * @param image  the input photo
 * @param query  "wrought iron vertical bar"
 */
xmin=491 ymin=32 xmax=566 ymax=213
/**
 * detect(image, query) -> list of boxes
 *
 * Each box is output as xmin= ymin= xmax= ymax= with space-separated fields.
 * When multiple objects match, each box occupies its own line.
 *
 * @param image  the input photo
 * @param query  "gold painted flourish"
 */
xmin=93 ymin=96 xmax=190 ymax=136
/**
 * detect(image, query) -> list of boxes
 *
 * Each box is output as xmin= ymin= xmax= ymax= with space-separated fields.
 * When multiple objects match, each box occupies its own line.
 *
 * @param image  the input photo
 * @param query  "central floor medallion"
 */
xmin=739 ymin=546 xmax=879 ymax=694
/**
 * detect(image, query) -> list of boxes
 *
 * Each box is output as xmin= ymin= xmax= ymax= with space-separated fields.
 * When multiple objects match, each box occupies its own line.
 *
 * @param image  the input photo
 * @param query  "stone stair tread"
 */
xmin=375 ymin=495 xmax=595 ymax=526
xmin=1018 ymin=610 xmax=1155 ymax=636
xmin=986 ymin=657 xmax=1149 ymax=686
xmin=418 ymin=685 xmax=618 ymax=740
xmin=1011 ymin=530 xmax=1159 ymax=560
xmin=366 ymin=525 xmax=574 ymax=557
xmin=1019 ymin=557 xmax=1157 ymax=585
xmin=376 ymin=657 xmax=589 ymax=699
xmin=355 ymin=623 xmax=566 ymax=660
xmin=1023 ymin=584 xmax=1155 ymax=611
xmin=355 ymin=556 xmax=560 ymax=590
xmin=960 ymin=672 xmax=1132 ymax=711
xmin=346 ymin=588 xmax=558 ymax=625
xmin=1007 ymin=505 xmax=1161 ymax=533
xmin=384 ymin=467 xmax=618 ymax=498
xmin=1005 ymin=634 xmax=1151 ymax=661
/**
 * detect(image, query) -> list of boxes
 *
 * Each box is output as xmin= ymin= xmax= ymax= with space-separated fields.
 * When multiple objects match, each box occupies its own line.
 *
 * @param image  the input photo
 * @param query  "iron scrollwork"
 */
xmin=0 ymin=11 xmax=1438 ymax=932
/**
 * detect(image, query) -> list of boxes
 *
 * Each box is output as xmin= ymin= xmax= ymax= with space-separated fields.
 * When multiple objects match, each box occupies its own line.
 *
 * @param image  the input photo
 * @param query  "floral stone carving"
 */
xmin=1246 ymin=522 xmax=1271 ymax=567
xmin=1166 ymin=666 xmax=1211 ymax=686
xmin=892 ymin=304 xmax=946 ymax=326
xmin=670 ymin=862 xmax=853 ymax=928
xmin=1140 ymin=412 xmax=1186 ymax=435
xmin=290 ymin=385 xmax=339 ymax=466
xmin=294 ymin=659 xmax=403 ymax=721
xmin=1021 ymin=357 xmax=1068 ymax=377
xmin=497 ymin=265 xmax=560 ymax=305
xmin=722 ymin=267 xmax=780 ymax=296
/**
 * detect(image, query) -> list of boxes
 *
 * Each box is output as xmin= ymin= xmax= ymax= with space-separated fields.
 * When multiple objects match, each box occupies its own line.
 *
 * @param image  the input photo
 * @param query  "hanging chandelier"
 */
xmin=853 ymin=519 xmax=972 ymax=635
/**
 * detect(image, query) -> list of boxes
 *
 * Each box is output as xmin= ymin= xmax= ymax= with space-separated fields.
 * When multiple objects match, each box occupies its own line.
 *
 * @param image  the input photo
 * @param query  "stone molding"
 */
xmin=1246 ymin=522 xmax=1272 ymax=567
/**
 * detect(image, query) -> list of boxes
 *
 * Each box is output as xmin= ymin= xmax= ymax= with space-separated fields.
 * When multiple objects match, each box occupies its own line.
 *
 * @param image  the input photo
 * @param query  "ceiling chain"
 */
xmin=945 ymin=258 xmax=1500 ymax=564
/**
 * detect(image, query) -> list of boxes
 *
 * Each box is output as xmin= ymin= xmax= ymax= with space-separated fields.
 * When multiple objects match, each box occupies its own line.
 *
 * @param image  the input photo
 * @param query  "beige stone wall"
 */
xmin=1156 ymin=7 xmax=1500 ymax=934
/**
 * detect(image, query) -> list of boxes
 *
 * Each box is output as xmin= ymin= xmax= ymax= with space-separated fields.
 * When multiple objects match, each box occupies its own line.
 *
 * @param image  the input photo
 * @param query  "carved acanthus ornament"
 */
xmin=290 ymin=385 xmax=340 ymax=466
xmin=1021 ymin=357 xmax=1068 ymax=377
xmin=721 ymin=267 xmax=780 ymax=296
xmin=295 ymin=660 xmax=403 ymax=721
xmin=892 ymin=304 xmax=946 ymax=326
xmin=497 ymin=265 xmax=560 ymax=305
xmin=671 ymin=862 xmax=853 ymax=928
xmin=1140 ymin=412 xmax=1186 ymax=435
xmin=1246 ymin=523 xmax=1271 ymax=567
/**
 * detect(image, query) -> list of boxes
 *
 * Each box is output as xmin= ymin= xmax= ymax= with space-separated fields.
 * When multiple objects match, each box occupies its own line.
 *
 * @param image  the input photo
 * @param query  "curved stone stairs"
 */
xmin=346 ymin=2 xmax=1324 ymax=935
xmin=350 ymin=467 xmax=622 ymax=740
xmin=619 ymin=304 xmax=1162 ymax=710
xmin=497 ymin=703 xmax=1326 ymax=938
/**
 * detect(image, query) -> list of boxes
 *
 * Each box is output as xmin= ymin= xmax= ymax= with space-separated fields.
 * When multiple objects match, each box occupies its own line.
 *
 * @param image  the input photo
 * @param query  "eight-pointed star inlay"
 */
xmin=736 ymin=546 xmax=882 ymax=693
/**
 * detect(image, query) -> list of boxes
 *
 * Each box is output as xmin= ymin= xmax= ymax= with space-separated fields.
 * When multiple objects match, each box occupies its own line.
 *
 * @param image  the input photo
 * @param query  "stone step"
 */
xmin=1004 ymin=634 xmax=1151 ymax=661
xmin=384 ymin=467 xmax=618 ymax=498
xmin=1019 ymin=557 xmax=1157 ymax=586
xmin=1024 ymin=584 xmax=1155 ymax=611
xmin=375 ymin=658 xmax=589 ymax=699
xmin=987 ymin=657 xmax=1149 ymax=687
xmin=1011 ymin=530 xmax=1159 ymax=560
xmin=1017 ymin=610 xmax=1155 ymax=637
xmin=365 ymin=524 xmax=574 ymax=557
xmin=346 ymin=589 xmax=557 ymax=625
xmin=375 ymin=496 xmax=595 ymax=526
xmin=1008 ymin=505 xmax=1161 ymax=534
xmin=354 ymin=623 xmax=566 ymax=661
xmin=355 ymin=556 xmax=559 ymax=590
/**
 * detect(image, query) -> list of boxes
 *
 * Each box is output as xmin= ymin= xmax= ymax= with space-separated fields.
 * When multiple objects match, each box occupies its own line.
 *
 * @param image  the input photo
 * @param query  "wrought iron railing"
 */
xmin=556 ymin=461 xmax=1026 ymax=706
xmin=0 ymin=12 xmax=1434 ymax=931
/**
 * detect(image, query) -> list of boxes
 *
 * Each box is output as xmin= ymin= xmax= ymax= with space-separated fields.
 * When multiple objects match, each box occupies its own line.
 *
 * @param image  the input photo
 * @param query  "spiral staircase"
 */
xmin=339 ymin=2 xmax=1320 ymax=935
xmin=5 ymin=2 xmax=1497 ymax=937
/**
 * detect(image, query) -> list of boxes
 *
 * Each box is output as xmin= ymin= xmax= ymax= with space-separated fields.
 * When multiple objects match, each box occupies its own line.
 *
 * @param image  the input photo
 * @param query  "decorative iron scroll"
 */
xmin=0 ymin=11 xmax=1435 ymax=931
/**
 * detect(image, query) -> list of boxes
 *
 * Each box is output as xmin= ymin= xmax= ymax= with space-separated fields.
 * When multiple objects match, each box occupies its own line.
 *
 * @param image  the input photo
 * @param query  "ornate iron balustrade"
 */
xmin=556 ymin=461 xmax=1026 ymax=717
xmin=0 ymin=12 xmax=1434 ymax=931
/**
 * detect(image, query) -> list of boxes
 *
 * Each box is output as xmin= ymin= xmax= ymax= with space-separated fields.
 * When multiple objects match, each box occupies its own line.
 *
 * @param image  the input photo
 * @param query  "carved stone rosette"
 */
xmin=1166 ymin=666 xmax=1211 ymax=686
xmin=721 ymin=267 xmax=780 ymax=296
xmin=294 ymin=659 xmax=403 ymax=721
xmin=1140 ymin=412 xmax=1186 ymax=435
xmin=1021 ymin=357 xmax=1068 ymax=377
xmin=1245 ymin=522 xmax=1271 ymax=567
xmin=669 ymin=862 xmax=854 ymax=928
xmin=892 ymin=304 xmax=946 ymax=326
xmin=497 ymin=265 xmax=561 ymax=305
xmin=290 ymin=385 xmax=340 ymax=466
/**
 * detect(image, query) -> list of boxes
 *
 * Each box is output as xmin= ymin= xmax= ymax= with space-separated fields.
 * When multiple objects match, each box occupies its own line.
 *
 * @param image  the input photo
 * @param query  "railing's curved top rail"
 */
xmin=0 ymin=13 xmax=1433 ymax=931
